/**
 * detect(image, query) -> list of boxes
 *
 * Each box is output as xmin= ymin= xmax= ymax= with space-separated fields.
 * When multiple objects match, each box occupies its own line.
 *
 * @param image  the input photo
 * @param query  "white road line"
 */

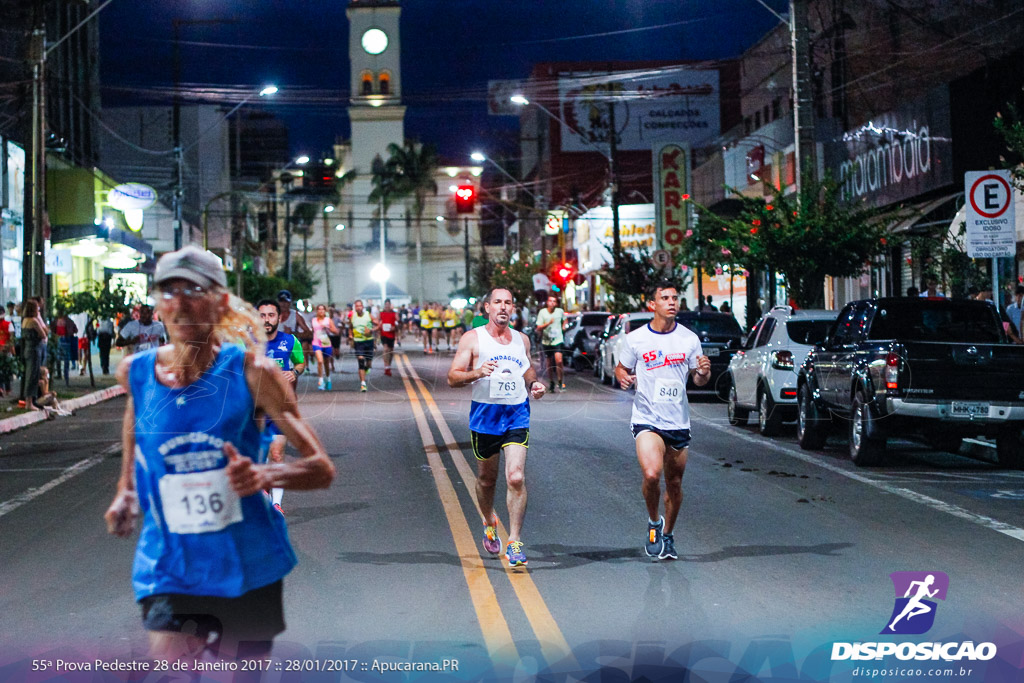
xmin=698 ymin=419 xmax=1024 ymax=543
xmin=0 ymin=443 xmax=119 ymax=520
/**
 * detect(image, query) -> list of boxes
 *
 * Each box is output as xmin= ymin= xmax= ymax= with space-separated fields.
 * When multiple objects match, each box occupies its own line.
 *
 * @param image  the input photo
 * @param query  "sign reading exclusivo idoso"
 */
xmin=825 ymin=86 xmax=954 ymax=207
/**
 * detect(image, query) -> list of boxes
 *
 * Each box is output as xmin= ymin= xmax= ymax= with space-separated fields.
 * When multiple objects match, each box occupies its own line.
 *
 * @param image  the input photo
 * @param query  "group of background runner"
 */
xmin=105 ymin=247 xmax=706 ymax=666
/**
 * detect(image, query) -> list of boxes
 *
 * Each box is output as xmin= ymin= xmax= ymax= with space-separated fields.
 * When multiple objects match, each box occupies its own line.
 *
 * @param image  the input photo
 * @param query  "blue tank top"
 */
xmin=129 ymin=344 xmax=296 ymax=600
xmin=265 ymin=331 xmax=299 ymax=371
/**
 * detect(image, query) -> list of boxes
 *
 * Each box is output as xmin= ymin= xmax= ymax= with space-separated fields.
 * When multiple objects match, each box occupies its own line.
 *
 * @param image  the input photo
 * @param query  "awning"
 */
xmin=357 ymin=282 xmax=409 ymax=299
xmin=50 ymin=223 xmax=154 ymax=259
xmin=884 ymin=193 xmax=962 ymax=235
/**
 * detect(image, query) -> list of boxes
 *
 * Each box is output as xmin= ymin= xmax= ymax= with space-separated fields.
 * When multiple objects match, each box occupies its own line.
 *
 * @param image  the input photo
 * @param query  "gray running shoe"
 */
xmin=645 ymin=517 xmax=664 ymax=557
xmin=659 ymin=533 xmax=678 ymax=560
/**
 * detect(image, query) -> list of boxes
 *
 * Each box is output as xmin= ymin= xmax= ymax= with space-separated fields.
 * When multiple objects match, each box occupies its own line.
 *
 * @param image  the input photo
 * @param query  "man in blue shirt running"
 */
xmin=257 ymin=298 xmax=306 ymax=513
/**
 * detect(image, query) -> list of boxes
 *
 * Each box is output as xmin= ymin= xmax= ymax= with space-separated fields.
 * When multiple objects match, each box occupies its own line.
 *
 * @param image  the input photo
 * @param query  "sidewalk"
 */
xmin=1 ymin=348 xmax=128 ymax=435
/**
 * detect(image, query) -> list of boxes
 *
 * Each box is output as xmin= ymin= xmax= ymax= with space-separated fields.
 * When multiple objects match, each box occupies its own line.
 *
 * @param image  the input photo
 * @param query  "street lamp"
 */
xmin=511 ymin=92 xmax=621 ymax=257
xmin=370 ymin=262 xmax=390 ymax=306
xmin=296 ymin=155 xmax=310 ymax=165
xmin=177 ymin=83 xmax=279 ymax=252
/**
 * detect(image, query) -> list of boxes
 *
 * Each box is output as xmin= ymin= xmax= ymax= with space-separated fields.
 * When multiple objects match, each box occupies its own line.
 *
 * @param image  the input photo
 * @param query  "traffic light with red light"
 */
xmin=550 ymin=261 xmax=576 ymax=289
xmin=454 ymin=184 xmax=476 ymax=214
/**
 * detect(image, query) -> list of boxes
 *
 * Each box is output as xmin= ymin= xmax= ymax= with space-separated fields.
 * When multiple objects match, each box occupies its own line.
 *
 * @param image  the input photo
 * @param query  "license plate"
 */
xmin=704 ymin=347 xmax=720 ymax=357
xmin=951 ymin=401 xmax=989 ymax=418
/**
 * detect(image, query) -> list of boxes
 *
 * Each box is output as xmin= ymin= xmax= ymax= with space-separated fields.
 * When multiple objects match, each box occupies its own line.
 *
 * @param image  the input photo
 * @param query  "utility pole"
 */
xmin=172 ymin=19 xmax=183 ymax=251
xmin=464 ymin=216 xmax=471 ymax=298
xmin=790 ymin=0 xmax=816 ymax=192
xmin=607 ymin=100 xmax=621 ymax=260
xmin=24 ymin=24 xmax=46 ymax=299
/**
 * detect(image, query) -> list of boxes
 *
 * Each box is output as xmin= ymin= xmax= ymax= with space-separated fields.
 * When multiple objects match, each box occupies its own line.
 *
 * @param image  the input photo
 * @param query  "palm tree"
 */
xmin=375 ymin=140 xmax=439 ymax=301
xmin=290 ymin=196 xmax=318 ymax=269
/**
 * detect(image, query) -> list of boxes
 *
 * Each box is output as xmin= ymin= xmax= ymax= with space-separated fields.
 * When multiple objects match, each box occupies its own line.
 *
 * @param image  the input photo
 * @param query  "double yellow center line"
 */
xmin=394 ymin=353 xmax=574 ymax=669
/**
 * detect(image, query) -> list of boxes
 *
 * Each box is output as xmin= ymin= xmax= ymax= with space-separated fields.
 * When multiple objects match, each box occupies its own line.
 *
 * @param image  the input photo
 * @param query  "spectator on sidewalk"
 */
xmin=97 ymin=316 xmax=115 ymax=374
xmin=54 ymin=308 xmax=78 ymax=384
xmin=19 ymin=300 xmax=47 ymax=406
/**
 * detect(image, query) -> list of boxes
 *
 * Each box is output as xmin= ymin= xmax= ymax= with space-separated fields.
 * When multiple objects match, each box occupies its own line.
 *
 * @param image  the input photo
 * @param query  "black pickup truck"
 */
xmin=796 ymin=297 xmax=1024 ymax=467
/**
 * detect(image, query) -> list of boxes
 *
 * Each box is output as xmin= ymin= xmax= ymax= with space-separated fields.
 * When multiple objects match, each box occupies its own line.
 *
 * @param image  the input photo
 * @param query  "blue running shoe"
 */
xmin=482 ymin=516 xmax=501 ymax=555
xmin=645 ymin=517 xmax=664 ymax=558
xmin=325 ymin=378 xmax=332 ymax=391
xmin=505 ymin=541 xmax=528 ymax=567
xmin=659 ymin=533 xmax=678 ymax=560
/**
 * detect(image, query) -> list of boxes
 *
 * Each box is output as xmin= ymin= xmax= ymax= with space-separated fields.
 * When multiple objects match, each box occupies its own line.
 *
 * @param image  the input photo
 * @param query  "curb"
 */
xmin=0 ymin=385 xmax=126 ymax=436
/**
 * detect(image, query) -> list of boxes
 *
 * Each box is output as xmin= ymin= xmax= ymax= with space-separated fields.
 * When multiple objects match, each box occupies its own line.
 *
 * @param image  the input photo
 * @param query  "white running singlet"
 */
xmin=618 ymin=322 xmax=702 ymax=430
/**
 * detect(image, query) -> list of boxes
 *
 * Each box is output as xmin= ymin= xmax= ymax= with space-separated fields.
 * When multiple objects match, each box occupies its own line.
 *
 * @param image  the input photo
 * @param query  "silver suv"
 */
xmin=727 ymin=306 xmax=836 ymax=436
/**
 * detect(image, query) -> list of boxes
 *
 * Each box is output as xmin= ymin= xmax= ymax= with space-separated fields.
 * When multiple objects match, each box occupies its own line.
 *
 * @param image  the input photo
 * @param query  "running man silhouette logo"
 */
xmin=881 ymin=571 xmax=949 ymax=635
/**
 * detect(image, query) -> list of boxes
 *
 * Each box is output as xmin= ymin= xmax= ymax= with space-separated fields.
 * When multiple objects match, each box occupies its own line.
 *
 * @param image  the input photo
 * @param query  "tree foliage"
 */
xmin=692 ymin=172 xmax=889 ymax=308
xmin=53 ymin=280 xmax=136 ymax=320
xmin=600 ymin=247 xmax=693 ymax=314
xmin=488 ymin=253 xmax=539 ymax=306
xmin=994 ymin=105 xmax=1024 ymax=191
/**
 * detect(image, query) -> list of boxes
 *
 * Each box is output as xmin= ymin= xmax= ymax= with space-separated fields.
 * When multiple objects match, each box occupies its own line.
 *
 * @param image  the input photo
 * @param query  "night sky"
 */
xmin=99 ymin=0 xmax=788 ymax=161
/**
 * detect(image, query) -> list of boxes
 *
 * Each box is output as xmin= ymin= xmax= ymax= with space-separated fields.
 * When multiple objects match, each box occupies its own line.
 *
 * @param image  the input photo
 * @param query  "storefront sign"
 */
xmin=826 ymin=86 xmax=953 ymax=207
xmin=44 ymin=247 xmax=72 ymax=274
xmin=558 ymin=69 xmax=720 ymax=152
xmin=653 ymin=143 xmax=690 ymax=249
xmin=107 ymin=183 xmax=157 ymax=212
xmin=965 ymin=170 xmax=1015 ymax=258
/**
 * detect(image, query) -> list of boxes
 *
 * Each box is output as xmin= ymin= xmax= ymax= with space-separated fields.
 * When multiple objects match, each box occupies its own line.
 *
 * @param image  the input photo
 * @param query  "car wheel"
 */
xmin=757 ymin=385 xmax=784 ymax=437
xmin=797 ymin=384 xmax=829 ymax=450
xmin=849 ymin=391 xmax=885 ymax=466
xmin=727 ymin=380 xmax=748 ymax=427
xmin=996 ymin=426 xmax=1024 ymax=469
xmin=593 ymin=351 xmax=602 ymax=377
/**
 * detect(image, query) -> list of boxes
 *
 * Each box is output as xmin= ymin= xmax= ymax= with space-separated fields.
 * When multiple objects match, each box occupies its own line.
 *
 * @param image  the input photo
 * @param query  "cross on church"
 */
xmin=447 ymin=271 xmax=462 ymax=289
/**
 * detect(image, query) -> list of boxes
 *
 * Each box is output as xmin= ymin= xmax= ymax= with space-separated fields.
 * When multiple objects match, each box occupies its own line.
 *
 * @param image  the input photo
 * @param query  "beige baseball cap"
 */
xmin=154 ymin=246 xmax=227 ymax=289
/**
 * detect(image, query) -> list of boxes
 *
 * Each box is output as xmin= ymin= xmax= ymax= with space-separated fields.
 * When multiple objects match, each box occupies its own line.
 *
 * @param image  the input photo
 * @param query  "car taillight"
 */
xmin=771 ymin=350 xmax=794 ymax=370
xmin=886 ymin=351 xmax=899 ymax=390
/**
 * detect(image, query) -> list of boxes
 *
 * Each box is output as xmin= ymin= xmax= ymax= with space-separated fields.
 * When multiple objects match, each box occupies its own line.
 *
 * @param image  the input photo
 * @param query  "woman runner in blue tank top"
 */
xmin=104 ymin=246 xmax=334 ymax=664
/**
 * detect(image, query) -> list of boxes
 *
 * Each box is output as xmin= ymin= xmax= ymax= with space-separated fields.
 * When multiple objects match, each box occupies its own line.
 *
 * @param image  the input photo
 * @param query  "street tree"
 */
xmin=600 ymin=247 xmax=693 ymax=314
xmin=691 ymin=172 xmax=888 ymax=309
xmin=373 ymin=140 xmax=440 ymax=302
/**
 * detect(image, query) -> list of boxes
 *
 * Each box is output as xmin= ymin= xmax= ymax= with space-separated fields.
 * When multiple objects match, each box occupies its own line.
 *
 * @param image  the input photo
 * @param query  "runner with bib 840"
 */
xmin=615 ymin=280 xmax=710 ymax=560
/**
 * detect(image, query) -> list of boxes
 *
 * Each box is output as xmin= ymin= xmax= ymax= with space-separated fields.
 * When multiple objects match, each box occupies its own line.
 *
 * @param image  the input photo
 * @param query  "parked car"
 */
xmin=726 ymin=306 xmax=837 ymax=436
xmin=598 ymin=312 xmax=654 ymax=386
xmin=565 ymin=311 xmax=613 ymax=370
xmin=797 ymin=297 xmax=1024 ymax=468
xmin=593 ymin=314 xmax=620 ymax=377
xmin=675 ymin=311 xmax=743 ymax=399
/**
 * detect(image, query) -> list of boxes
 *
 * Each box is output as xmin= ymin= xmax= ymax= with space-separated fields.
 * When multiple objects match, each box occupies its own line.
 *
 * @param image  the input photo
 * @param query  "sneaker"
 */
xmin=317 ymin=377 xmax=325 ymax=391
xmin=505 ymin=541 xmax=528 ymax=567
xmin=360 ymin=381 xmax=367 ymax=392
xmin=273 ymin=503 xmax=284 ymax=515
xmin=645 ymin=517 xmax=664 ymax=558
xmin=384 ymin=367 xmax=392 ymax=376
xmin=659 ymin=533 xmax=678 ymax=560
xmin=560 ymin=382 xmax=566 ymax=391
xmin=549 ymin=382 xmax=556 ymax=394
xmin=482 ymin=516 xmax=501 ymax=555
xmin=325 ymin=378 xmax=332 ymax=391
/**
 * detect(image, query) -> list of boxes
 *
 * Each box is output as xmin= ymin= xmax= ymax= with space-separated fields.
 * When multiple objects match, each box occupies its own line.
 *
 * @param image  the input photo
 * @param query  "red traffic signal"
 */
xmin=551 ymin=261 xmax=576 ymax=287
xmin=454 ymin=184 xmax=476 ymax=213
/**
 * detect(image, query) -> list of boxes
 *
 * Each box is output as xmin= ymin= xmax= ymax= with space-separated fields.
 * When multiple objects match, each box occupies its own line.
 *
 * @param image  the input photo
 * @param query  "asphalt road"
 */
xmin=1 ymin=343 xmax=1023 ymax=682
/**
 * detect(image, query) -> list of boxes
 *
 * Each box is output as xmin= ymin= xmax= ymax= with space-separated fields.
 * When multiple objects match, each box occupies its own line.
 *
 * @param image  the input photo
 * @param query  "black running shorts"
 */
xmin=354 ymin=340 xmax=374 ymax=369
xmin=631 ymin=424 xmax=691 ymax=451
xmin=139 ymin=579 xmax=284 ymax=646
xmin=542 ymin=343 xmax=562 ymax=360
xmin=471 ymin=428 xmax=530 ymax=461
